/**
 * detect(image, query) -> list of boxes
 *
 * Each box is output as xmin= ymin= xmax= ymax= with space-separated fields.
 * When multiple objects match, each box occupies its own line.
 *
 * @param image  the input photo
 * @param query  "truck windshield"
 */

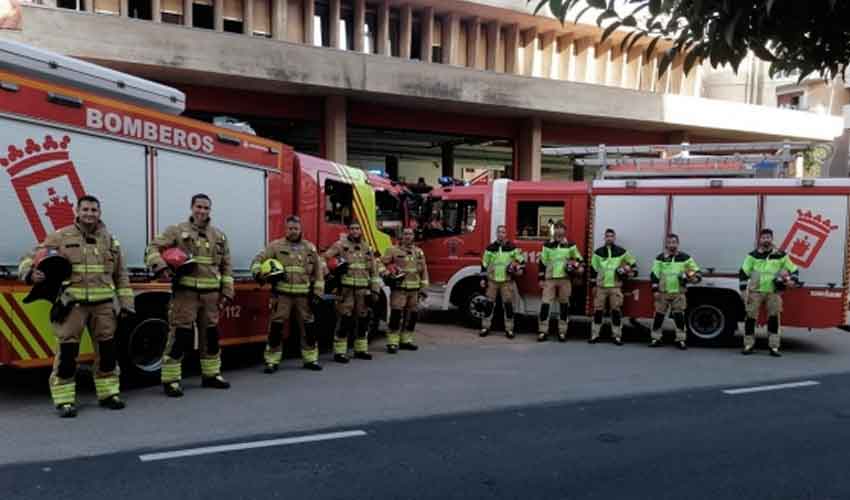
xmin=376 ymin=190 xmax=403 ymax=239
xmin=420 ymin=199 xmax=477 ymax=239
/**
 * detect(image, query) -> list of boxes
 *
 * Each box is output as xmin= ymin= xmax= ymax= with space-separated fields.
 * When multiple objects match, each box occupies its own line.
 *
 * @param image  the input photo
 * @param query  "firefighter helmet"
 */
xmin=161 ymin=247 xmax=196 ymax=274
xmin=259 ymin=258 xmax=287 ymax=282
xmin=382 ymin=264 xmax=406 ymax=288
xmin=23 ymin=249 xmax=72 ymax=304
xmin=327 ymin=256 xmax=350 ymax=276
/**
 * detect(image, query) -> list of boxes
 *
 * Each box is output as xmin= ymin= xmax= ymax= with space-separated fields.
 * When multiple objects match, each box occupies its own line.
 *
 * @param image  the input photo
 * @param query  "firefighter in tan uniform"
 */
xmin=738 ymin=228 xmax=799 ymax=357
xmin=19 ymin=195 xmax=133 ymax=418
xmin=649 ymin=234 xmax=701 ymax=350
xmin=537 ymin=221 xmax=583 ymax=342
xmin=147 ymin=194 xmax=234 ymax=397
xmin=589 ymin=228 xmax=638 ymax=345
xmin=480 ymin=225 xmax=525 ymax=339
xmin=324 ymin=221 xmax=381 ymax=363
xmin=251 ymin=215 xmax=325 ymax=372
xmin=381 ymin=227 xmax=429 ymax=353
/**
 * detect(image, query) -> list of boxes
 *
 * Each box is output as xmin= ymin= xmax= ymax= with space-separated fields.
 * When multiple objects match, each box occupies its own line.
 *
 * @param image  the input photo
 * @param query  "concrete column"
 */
xmin=520 ymin=27 xmax=538 ymax=76
xmin=516 ymin=117 xmax=542 ymax=181
xmin=152 ymin=0 xmax=161 ymax=22
xmin=398 ymin=4 xmax=411 ymax=58
xmin=540 ymin=30 xmax=555 ymax=78
xmin=623 ymin=45 xmax=642 ymax=89
xmin=243 ymin=0 xmax=254 ymax=34
xmin=669 ymin=53 xmax=685 ymax=94
xmin=120 ymin=0 xmax=129 ymax=17
xmin=556 ymin=34 xmax=573 ymax=80
xmin=324 ymin=95 xmax=347 ymax=164
xmin=504 ymin=23 xmax=519 ymax=75
xmin=640 ymin=52 xmax=657 ymax=92
xmin=420 ymin=6 xmax=434 ymax=63
xmin=329 ymin=0 xmax=340 ymax=48
xmin=271 ymin=0 xmax=287 ymax=40
xmin=442 ymin=13 xmax=459 ymax=65
xmin=608 ymin=46 xmax=624 ymax=86
xmin=85 ymin=0 xmax=94 ymax=12
xmin=303 ymin=0 xmax=314 ymax=44
xmin=214 ymin=0 xmax=224 ymax=31
xmin=572 ymin=37 xmax=592 ymax=82
xmin=467 ymin=17 xmax=481 ymax=69
xmin=353 ymin=0 xmax=365 ymax=52
xmin=182 ymin=0 xmax=192 ymax=26
xmin=593 ymin=41 xmax=611 ymax=85
xmin=441 ymin=144 xmax=455 ymax=178
xmin=377 ymin=0 xmax=390 ymax=56
xmin=655 ymin=54 xmax=671 ymax=93
xmin=485 ymin=20 xmax=501 ymax=71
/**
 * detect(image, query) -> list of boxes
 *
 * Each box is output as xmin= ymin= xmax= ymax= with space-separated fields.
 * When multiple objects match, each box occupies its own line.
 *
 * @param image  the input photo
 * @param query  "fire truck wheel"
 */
xmin=117 ymin=315 xmax=169 ymax=386
xmin=463 ymin=290 xmax=491 ymax=327
xmin=686 ymin=293 xmax=738 ymax=346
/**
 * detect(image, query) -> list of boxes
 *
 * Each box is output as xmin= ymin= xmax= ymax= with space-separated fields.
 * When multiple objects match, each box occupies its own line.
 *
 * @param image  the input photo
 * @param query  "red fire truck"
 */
xmin=0 ymin=40 xmax=405 ymax=377
xmin=417 ymin=174 xmax=850 ymax=344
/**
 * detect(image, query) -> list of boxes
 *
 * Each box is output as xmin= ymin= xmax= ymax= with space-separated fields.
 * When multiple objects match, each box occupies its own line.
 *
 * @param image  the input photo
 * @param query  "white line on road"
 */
xmin=723 ymin=380 xmax=820 ymax=395
xmin=139 ymin=430 xmax=368 ymax=462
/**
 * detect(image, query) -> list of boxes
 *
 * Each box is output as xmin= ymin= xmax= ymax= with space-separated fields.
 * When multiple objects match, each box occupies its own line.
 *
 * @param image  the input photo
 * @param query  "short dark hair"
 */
xmin=554 ymin=221 xmax=566 ymax=229
xmin=285 ymin=215 xmax=301 ymax=225
xmin=605 ymin=228 xmax=616 ymax=235
xmin=191 ymin=193 xmax=211 ymax=206
xmin=349 ymin=220 xmax=361 ymax=228
xmin=497 ymin=225 xmax=507 ymax=231
xmin=667 ymin=233 xmax=679 ymax=242
xmin=77 ymin=195 xmax=100 ymax=208
xmin=760 ymin=228 xmax=774 ymax=236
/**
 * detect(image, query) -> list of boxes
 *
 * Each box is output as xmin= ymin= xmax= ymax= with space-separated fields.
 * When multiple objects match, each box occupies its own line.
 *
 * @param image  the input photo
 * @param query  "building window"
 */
xmin=161 ymin=0 xmax=183 ymax=24
xmin=223 ymin=0 xmax=243 ymax=32
xmin=314 ymin=0 xmax=330 ymax=47
xmin=364 ymin=4 xmax=378 ymax=54
xmin=253 ymin=0 xmax=271 ymax=37
xmin=388 ymin=7 xmax=400 ymax=56
xmin=431 ymin=18 xmax=442 ymax=63
xmin=340 ymin=1 xmax=354 ymax=50
xmin=425 ymin=200 xmax=477 ymax=238
xmin=94 ymin=0 xmax=120 ymax=15
xmin=128 ymin=0 xmax=152 ymax=20
xmin=57 ymin=0 xmax=85 ymax=11
xmin=410 ymin=11 xmax=421 ymax=60
xmin=516 ymin=201 xmax=564 ymax=240
xmin=193 ymin=1 xmax=214 ymax=28
xmin=325 ymin=179 xmax=354 ymax=226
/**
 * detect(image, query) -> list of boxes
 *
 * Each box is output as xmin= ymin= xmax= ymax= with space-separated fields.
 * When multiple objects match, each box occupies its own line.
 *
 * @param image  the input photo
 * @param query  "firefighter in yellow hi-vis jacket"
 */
xmin=147 ymin=194 xmax=234 ymax=397
xmin=381 ymin=227 xmax=429 ymax=353
xmin=251 ymin=215 xmax=325 ymax=372
xmin=19 ymin=195 xmax=134 ymax=418
xmin=324 ymin=221 xmax=381 ymax=363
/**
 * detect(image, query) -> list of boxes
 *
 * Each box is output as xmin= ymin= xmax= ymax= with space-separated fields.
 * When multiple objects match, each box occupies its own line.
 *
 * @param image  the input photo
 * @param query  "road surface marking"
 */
xmin=723 ymin=380 xmax=820 ymax=395
xmin=139 ymin=430 xmax=367 ymax=462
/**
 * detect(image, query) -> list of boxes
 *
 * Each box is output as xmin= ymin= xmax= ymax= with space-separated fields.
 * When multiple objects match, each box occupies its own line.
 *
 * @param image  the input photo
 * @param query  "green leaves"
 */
xmin=535 ymin=0 xmax=850 ymax=80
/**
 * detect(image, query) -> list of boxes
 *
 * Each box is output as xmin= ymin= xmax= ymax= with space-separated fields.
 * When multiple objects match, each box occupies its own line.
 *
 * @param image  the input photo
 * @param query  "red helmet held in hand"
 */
xmin=161 ymin=247 xmax=196 ymax=274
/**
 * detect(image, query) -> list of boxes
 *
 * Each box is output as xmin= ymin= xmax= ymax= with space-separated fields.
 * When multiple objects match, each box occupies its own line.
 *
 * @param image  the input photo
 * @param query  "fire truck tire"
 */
xmin=685 ymin=292 xmax=738 ymax=346
xmin=462 ymin=288 xmax=491 ymax=328
xmin=117 ymin=294 xmax=170 ymax=386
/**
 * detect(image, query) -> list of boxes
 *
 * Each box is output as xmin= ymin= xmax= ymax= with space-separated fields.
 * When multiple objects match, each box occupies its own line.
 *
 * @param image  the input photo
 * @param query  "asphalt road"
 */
xmin=2 ymin=320 xmax=850 ymax=499
xmin=3 ymin=372 xmax=850 ymax=500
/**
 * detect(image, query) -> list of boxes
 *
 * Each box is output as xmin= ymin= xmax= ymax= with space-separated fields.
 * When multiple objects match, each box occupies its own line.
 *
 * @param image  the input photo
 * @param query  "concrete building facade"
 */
xmin=0 ymin=0 xmax=844 ymax=182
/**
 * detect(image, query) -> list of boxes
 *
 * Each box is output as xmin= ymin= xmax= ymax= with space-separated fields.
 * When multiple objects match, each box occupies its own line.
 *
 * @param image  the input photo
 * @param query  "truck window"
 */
xmin=324 ymin=179 xmax=354 ymax=226
xmin=424 ymin=200 xmax=477 ymax=238
xmin=516 ymin=201 xmax=565 ymax=240
xmin=376 ymin=190 xmax=403 ymax=239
